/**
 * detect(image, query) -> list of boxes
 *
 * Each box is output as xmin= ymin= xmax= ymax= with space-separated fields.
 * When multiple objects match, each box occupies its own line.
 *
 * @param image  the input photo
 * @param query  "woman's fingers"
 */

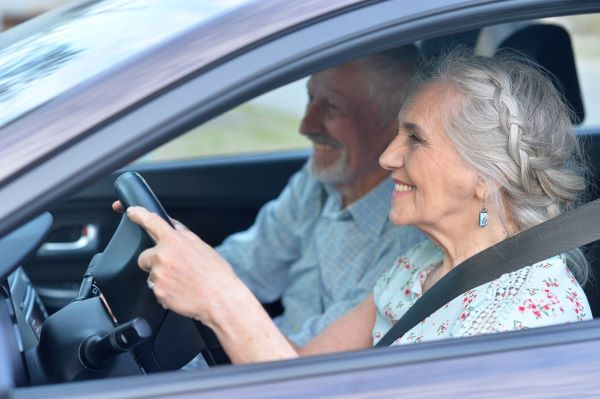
xmin=126 ymin=205 xmax=242 ymax=323
xmin=112 ymin=200 xmax=124 ymax=213
xmin=127 ymin=206 xmax=173 ymax=242
xmin=137 ymin=247 xmax=155 ymax=273
xmin=171 ymin=218 xmax=190 ymax=232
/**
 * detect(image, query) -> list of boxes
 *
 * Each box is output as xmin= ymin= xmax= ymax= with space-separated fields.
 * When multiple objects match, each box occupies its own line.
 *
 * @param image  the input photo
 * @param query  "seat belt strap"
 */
xmin=375 ymin=198 xmax=600 ymax=347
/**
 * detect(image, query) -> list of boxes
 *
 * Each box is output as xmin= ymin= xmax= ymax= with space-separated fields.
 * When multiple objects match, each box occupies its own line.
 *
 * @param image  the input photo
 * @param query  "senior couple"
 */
xmin=119 ymin=45 xmax=591 ymax=363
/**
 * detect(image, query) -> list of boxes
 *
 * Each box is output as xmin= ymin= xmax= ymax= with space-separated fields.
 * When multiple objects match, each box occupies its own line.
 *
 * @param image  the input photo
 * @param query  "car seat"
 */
xmin=496 ymin=23 xmax=600 ymax=317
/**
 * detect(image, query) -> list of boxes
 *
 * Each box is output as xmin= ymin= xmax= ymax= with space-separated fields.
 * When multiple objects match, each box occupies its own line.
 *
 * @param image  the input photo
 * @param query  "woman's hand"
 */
xmin=126 ymin=206 xmax=243 ymax=326
xmin=126 ymin=206 xmax=299 ymax=363
xmin=113 ymin=200 xmax=189 ymax=230
xmin=125 ymin=205 xmax=370 ymax=362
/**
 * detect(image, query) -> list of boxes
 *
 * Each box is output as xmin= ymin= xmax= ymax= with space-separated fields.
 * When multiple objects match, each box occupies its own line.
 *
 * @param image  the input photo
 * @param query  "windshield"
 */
xmin=0 ymin=0 xmax=252 ymax=129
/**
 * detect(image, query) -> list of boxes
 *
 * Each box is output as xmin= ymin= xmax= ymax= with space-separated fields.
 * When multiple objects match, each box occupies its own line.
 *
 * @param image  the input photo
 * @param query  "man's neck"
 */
xmin=336 ymin=170 xmax=390 ymax=208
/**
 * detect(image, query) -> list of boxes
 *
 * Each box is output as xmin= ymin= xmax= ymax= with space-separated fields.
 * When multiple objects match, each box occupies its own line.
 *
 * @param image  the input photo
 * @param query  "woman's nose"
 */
xmin=379 ymin=136 xmax=405 ymax=171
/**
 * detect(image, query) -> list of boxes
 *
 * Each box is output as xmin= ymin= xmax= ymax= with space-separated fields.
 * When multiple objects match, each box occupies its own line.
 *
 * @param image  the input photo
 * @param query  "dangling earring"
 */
xmin=479 ymin=206 xmax=488 ymax=228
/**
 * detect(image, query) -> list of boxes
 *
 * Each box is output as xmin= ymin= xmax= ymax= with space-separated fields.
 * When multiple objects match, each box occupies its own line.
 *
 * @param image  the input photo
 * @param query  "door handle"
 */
xmin=37 ymin=224 xmax=100 ymax=257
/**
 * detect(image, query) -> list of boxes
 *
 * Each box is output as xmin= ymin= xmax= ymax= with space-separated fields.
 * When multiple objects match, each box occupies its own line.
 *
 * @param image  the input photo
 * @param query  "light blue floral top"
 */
xmin=373 ymin=240 xmax=591 ymax=346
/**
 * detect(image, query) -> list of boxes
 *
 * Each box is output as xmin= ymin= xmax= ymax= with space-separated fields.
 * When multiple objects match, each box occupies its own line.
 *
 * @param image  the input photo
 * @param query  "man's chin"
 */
xmin=308 ymin=156 xmax=350 ymax=185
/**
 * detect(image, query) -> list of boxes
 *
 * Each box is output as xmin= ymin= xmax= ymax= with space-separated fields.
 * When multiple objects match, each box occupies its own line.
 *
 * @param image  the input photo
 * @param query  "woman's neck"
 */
xmin=423 ymin=213 xmax=514 ymax=275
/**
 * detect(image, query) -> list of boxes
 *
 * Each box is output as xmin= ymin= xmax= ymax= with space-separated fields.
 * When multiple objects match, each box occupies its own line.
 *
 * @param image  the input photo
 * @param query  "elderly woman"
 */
xmin=126 ymin=51 xmax=591 ymax=363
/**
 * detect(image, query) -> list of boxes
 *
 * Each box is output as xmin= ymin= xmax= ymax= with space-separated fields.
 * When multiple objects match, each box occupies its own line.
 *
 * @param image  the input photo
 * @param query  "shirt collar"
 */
xmin=321 ymin=177 xmax=393 ymax=237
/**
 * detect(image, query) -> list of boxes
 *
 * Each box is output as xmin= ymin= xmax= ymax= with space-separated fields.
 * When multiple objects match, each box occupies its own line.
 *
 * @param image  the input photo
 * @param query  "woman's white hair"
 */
xmin=415 ymin=49 xmax=589 ymax=284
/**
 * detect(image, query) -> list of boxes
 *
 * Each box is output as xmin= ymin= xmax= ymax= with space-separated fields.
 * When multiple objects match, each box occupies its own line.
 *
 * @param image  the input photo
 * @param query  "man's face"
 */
xmin=299 ymin=62 xmax=395 ymax=188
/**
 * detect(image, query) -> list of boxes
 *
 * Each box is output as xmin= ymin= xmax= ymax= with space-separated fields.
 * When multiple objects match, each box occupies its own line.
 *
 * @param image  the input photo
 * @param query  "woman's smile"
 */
xmin=392 ymin=180 xmax=416 ymax=198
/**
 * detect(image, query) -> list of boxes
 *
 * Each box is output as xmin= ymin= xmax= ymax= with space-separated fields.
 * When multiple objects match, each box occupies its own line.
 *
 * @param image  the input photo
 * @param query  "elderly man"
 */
xmin=216 ymin=45 xmax=425 ymax=346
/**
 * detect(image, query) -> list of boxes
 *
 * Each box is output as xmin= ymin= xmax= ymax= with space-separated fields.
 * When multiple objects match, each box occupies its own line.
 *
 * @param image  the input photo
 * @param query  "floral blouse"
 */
xmin=372 ymin=240 xmax=591 ymax=346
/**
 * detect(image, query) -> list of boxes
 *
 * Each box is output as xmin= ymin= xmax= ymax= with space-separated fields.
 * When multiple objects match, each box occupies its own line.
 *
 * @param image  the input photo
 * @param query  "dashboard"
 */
xmin=0 ymin=213 xmax=53 ymax=387
xmin=0 ymin=280 xmax=29 ymax=387
xmin=0 ymin=173 xmax=220 ymax=388
xmin=0 ymin=212 xmax=149 ymax=386
xmin=9 ymin=268 xmax=48 ymax=349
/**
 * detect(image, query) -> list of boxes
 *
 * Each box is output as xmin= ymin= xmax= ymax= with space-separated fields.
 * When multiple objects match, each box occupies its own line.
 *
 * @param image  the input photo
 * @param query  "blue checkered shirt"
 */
xmin=217 ymin=164 xmax=425 ymax=345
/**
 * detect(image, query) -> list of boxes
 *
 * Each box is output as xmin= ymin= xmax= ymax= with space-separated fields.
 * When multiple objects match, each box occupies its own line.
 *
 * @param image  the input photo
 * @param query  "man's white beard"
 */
xmin=308 ymin=149 xmax=351 ymax=185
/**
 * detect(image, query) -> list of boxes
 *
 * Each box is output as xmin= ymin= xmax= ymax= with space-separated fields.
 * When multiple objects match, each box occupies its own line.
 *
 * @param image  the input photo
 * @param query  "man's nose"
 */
xmin=299 ymin=102 xmax=323 ymax=136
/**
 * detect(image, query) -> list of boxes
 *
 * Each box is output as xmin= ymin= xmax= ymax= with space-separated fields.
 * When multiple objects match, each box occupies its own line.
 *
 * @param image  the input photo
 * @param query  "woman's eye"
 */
xmin=408 ymin=133 xmax=422 ymax=144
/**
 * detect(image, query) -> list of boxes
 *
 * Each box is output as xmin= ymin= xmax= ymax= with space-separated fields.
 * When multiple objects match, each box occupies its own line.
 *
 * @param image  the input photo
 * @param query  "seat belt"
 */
xmin=375 ymin=198 xmax=600 ymax=347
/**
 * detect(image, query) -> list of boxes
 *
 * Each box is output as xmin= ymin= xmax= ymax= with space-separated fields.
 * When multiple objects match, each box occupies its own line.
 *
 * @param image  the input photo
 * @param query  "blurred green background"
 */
xmin=139 ymin=101 xmax=309 ymax=163
xmin=138 ymin=78 xmax=310 ymax=164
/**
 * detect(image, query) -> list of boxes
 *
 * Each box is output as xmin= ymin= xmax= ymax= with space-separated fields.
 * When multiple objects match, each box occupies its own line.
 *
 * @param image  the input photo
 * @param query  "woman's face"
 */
xmin=379 ymin=82 xmax=483 ymax=235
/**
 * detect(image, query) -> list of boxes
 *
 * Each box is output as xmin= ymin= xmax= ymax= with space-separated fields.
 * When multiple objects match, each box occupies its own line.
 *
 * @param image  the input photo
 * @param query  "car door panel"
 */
xmin=22 ymin=151 xmax=307 ymax=313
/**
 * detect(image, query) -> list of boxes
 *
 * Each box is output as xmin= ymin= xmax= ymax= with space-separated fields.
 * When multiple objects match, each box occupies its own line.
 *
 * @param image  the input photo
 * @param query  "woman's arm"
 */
xmin=211 ymin=289 xmax=375 ymax=362
xmin=300 ymin=293 xmax=375 ymax=356
xmin=126 ymin=206 xmax=376 ymax=364
xmin=206 ymin=280 xmax=300 ymax=363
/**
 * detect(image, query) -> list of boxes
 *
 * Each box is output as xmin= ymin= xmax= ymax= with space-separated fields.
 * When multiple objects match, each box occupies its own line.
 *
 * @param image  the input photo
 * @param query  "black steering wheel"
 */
xmin=93 ymin=172 xmax=229 ymax=371
xmin=32 ymin=172 xmax=228 ymax=384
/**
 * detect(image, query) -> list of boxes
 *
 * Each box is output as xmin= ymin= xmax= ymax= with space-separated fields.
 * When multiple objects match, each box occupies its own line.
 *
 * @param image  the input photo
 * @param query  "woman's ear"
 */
xmin=474 ymin=177 xmax=490 ymax=201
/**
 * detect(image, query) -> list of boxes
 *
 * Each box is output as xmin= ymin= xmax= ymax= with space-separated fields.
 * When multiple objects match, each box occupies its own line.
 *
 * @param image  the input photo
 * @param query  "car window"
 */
xmin=477 ymin=14 xmax=600 ymax=128
xmin=137 ymin=79 xmax=310 ymax=163
xmin=142 ymin=13 xmax=600 ymax=165
xmin=544 ymin=14 xmax=600 ymax=127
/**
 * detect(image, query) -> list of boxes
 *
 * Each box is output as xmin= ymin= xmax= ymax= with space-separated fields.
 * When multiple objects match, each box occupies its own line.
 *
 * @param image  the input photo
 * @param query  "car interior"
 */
xmin=2 ymin=11 xmax=600 ymax=388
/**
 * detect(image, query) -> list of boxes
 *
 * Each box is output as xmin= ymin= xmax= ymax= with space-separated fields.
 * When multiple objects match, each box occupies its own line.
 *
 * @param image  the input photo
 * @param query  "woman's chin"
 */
xmin=389 ymin=213 xmax=413 ymax=227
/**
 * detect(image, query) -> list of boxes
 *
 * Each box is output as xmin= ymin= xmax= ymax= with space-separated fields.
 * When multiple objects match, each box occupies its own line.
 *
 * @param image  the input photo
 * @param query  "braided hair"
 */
xmin=412 ymin=49 xmax=588 ymax=284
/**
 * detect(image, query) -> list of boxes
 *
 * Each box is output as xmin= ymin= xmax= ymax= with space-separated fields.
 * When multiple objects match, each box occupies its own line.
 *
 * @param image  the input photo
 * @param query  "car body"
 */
xmin=2 ymin=0 xmax=600 ymax=397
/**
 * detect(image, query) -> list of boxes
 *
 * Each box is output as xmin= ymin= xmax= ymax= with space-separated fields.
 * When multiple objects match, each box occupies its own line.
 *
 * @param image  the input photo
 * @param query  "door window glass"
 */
xmin=544 ymin=14 xmax=600 ymax=127
xmin=138 ymin=79 xmax=310 ymax=163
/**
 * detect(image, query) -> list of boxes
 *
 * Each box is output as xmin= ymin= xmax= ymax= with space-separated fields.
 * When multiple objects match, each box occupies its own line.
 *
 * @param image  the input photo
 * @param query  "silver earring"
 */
xmin=479 ymin=207 xmax=488 ymax=228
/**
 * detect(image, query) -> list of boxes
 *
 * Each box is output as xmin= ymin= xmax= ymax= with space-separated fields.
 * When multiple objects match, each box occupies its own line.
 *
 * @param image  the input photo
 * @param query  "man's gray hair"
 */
xmin=415 ymin=49 xmax=589 ymax=284
xmin=358 ymin=45 xmax=421 ymax=125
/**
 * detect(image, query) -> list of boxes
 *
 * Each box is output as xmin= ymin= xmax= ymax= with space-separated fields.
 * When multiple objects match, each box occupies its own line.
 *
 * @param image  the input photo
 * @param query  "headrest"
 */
xmin=497 ymin=24 xmax=584 ymax=125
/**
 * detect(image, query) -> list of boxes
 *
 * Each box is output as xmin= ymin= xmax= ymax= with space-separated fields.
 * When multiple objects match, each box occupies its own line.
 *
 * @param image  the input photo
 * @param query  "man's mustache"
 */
xmin=308 ymin=134 xmax=344 ymax=149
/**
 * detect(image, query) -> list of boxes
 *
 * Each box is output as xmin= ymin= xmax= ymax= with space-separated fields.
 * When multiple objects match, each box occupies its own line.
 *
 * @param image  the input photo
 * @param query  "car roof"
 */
xmin=0 ymin=0 xmax=257 ymax=128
